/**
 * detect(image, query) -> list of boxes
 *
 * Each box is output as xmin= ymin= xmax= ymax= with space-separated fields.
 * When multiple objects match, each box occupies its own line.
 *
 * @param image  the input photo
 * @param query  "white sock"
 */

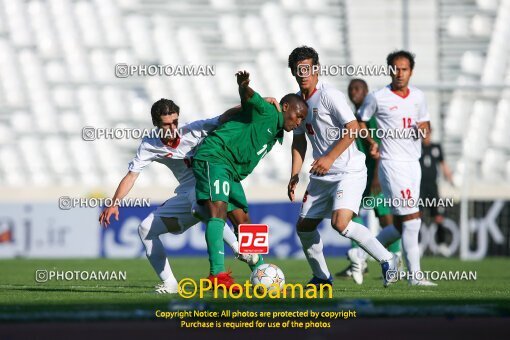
xmin=376 ymin=224 xmax=401 ymax=247
xmin=341 ymin=221 xmax=392 ymax=263
xmin=223 ymin=224 xmax=239 ymax=256
xmin=138 ymin=213 xmax=176 ymax=284
xmin=402 ymin=218 xmax=422 ymax=274
xmin=298 ymin=230 xmax=331 ymax=280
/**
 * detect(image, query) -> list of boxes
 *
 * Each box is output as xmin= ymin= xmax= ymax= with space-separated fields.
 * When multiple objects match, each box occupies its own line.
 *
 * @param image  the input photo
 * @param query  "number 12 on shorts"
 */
xmin=238 ymin=224 xmax=269 ymax=254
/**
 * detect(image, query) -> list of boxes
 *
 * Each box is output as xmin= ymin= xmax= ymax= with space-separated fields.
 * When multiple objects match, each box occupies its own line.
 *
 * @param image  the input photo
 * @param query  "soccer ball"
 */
xmin=250 ymin=263 xmax=285 ymax=292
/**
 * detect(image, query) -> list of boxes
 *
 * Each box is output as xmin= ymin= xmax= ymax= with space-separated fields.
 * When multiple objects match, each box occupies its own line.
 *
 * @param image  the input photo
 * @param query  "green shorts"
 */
xmin=192 ymin=159 xmax=248 ymax=212
xmin=371 ymin=192 xmax=391 ymax=217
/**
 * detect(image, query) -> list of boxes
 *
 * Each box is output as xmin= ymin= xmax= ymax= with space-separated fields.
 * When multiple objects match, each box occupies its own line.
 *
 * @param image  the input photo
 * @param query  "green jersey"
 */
xmin=194 ymin=92 xmax=284 ymax=181
xmin=355 ymin=115 xmax=379 ymax=196
xmin=355 ymin=115 xmax=379 ymax=155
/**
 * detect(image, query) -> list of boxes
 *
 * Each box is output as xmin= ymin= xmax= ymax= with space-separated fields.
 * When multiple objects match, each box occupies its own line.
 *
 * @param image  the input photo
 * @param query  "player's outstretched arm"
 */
xmin=289 ymin=133 xmax=307 ymax=201
xmin=359 ymin=121 xmax=379 ymax=159
xmin=310 ymin=120 xmax=359 ymax=176
xmin=441 ymin=161 xmax=454 ymax=185
xmin=236 ymin=70 xmax=255 ymax=105
xmin=370 ymin=159 xmax=382 ymax=194
xmin=218 ymin=97 xmax=281 ymax=124
xmin=219 ymin=105 xmax=241 ymax=123
xmin=99 ymin=171 xmax=139 ymax=227
xmin=438 ymin=143 xmax=454 ymax=185
xmin=418 ymin=121 xmax=431 ymax=138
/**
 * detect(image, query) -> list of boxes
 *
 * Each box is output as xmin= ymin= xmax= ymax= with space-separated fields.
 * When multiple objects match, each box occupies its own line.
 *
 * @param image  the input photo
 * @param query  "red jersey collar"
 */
xmin=161 ymin=137 xmax=180 ymax=149
xmin=302 ymin=80 xmax=320 ymax=101
xmin=389 ymin=84 xmax=410 ymax=99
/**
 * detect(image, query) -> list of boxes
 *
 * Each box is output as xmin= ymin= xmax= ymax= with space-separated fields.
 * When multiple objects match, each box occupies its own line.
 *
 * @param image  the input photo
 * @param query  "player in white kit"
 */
xmin=358 ymin=50 xmax=437 ymax=286
xmin=287 ymin=46 xmax=399 ymax=288
xmin=99 ymin=98 xmax=271 ymax=293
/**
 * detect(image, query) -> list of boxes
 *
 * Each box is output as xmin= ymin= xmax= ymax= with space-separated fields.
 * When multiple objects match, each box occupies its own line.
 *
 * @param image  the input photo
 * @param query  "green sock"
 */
xmin=206 ymin=217 xmax=226 ymax=275
xmin=249 ymin=255 xmax=265 ymax=271
xmin=388 ymin=239 xmax=401 ymax=253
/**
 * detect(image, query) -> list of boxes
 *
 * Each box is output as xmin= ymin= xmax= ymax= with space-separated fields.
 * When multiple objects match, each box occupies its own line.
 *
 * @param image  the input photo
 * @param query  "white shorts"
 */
xmin=299 ymin=170 xmax=367 ymax=219
xmin=379 ymin=159 xmax=421 ymax=215
xmin=153 ymin=190 xmax=200 ymax=234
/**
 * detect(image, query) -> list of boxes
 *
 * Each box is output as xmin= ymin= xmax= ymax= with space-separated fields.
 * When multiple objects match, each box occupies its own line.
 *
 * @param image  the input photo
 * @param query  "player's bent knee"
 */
xmin=138 ymin=213 xmax=154 ymax=240
xmin=400 ymin=211 xmax=421 ymax=222
xmin=205 ymin=200 xmax=228 ymax=220
xmin=160 ymin=217 xmax=182 ymax=233
xmin=331 ymin=220 xmax=349 ymax=233
xmin=296 ymin=218 xmax=320 ymax=232
xmin=227 ymin=209 xmax=251 ymax=226
xmin=331 ymin=209 xmax=353 ymax=233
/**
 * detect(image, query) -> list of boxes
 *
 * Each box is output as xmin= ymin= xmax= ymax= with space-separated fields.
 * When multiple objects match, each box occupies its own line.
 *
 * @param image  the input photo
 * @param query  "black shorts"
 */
xmin=420 ymin=185 xmax=445 ymax=217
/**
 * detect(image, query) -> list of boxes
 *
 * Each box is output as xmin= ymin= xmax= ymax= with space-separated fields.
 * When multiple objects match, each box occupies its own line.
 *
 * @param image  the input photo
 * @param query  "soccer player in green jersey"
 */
xmin=335 ymin=79 xmax=402 ymax=284
xmin=192 ymin=71 xmax=308 ymax=288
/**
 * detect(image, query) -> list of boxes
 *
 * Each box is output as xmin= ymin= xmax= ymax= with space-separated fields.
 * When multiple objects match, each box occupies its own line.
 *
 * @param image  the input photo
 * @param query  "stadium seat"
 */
xmin=243 ymin=15 xmax=268 ymax=49
xmin=460 ymin=51 xmax=484 ymax=75
xmin=447 ymin=16 xmax=470 ymax=37
xmin=60 ymin=110 xmax=83 ymax=133
xmin=0 ymin=40 xmax=26 ymax=106
xmin=314 ymin=16 xmax=343 ymax=48
xmin=44 ymin=136 xmax=72 ymax=176
xmin=256 ymin=52 xmax=288 ymax=97
xmin=52 ymin=86 xmax=76 ymax=109
xmin=125 ymin=15 xmax=155 ymax=61
xmin=461 ymin=100 xmax=494 ymax=161
xmin=476 ymin=0 xmax=499 ymax=11
xmin=481 ymin=148 xmax=506 ymax=181
xmin=290 ymin=16 xmax=317 ymax=47
xmin=74 ymin=0 xmax=104 ymax=47
xmin=444 ymin=94 xmax=473 ymax=139
xmin=219 ymin=15 xmax=246 ymax=49
xmin=0 ymin=148 xmax=27 ymax=186
xmin=102 ymin=86 xmax=127 ymax=120
xmin=27 ymin=1 xmax=60 ymax=58
xmin=481 ymin=0 xmax=510 ymax=85
xmin=10 ymin=111 xmax=31 ymax=133
xmin=261 ymin=3 xmax=294 ymax=60
xmin=505 ymin=160 xmax=510 ymax=181
xmin=45 ymin=61 xmax=68 ymax=82
xmin=210 ymin=0 xmax=235 ymax=10
xmin=471 ymin=14 xmax=493 ymax=37
xmin=94 ymin=0 xmax=126 ymax=48
xmin=3 ymin=0 xmax=34 ymax=47
xmin=0 ymin=122 xmax=12 ymax=144
xmin=305 ymin=0 xmax=328 ymax=11
xmin=90 ymin=50 xmax=113 ymax=82
xmin=490 ymin=99 xmax=510 ymax=150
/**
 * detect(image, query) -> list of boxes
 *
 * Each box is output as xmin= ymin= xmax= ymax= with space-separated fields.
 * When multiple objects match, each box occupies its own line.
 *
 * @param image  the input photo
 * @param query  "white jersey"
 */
xmin=294 ymin=80 xmax=366 ymax=176
xmin=359 ymin=85 xmax=430 ymax=162
xmin=128 ymin=116 xmax=220 ymax=193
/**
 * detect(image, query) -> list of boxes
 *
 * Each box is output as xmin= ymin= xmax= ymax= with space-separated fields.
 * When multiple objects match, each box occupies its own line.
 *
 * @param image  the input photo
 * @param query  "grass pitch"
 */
xmin=0 ymin=257 xmax=509 ymax=320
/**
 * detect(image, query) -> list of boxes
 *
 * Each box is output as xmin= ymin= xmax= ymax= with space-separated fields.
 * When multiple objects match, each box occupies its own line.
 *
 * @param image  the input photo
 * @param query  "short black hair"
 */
xmin=151 ymin=98 xmax=179 ymax=126
xmin=288 ymin=46 xmax=319 ymax=73
xmin=349 ymin=78 xmax=368 ymax=89
xmin=386 ymin=50 xmax=415 ymax=70
xmin=280 ymin=93 xmax=309 ymax=110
